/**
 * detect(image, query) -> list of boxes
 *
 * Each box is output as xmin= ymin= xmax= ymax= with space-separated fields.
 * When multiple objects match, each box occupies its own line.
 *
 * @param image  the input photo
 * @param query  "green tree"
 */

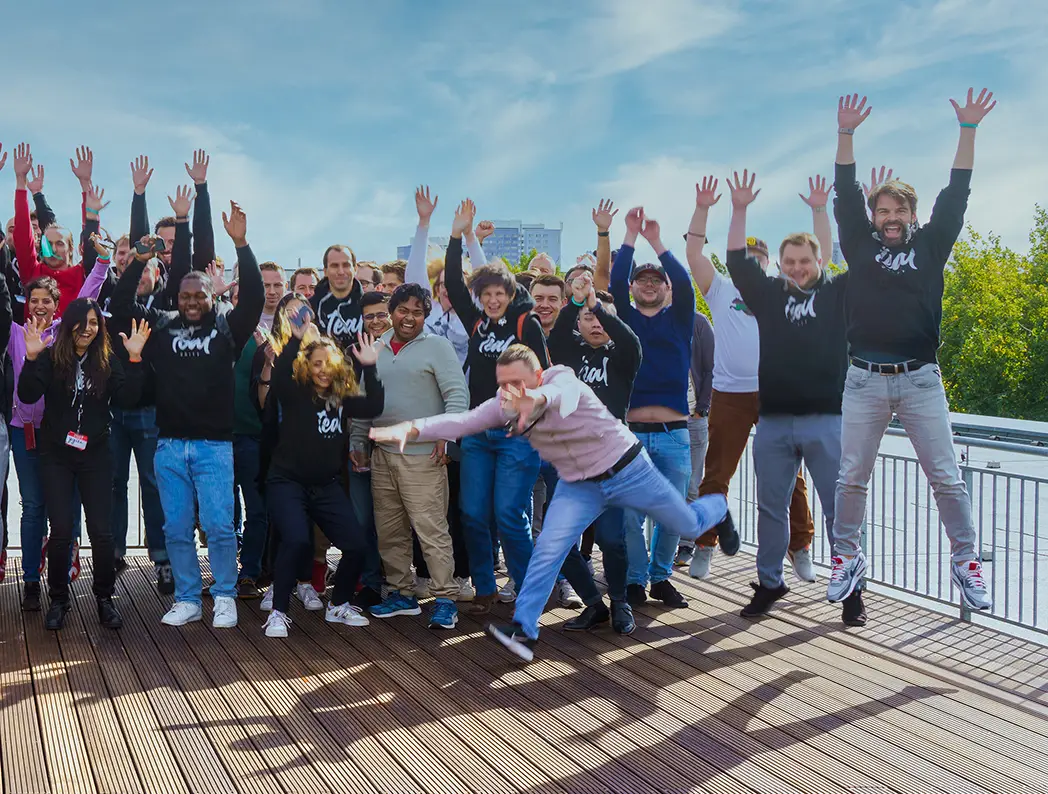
xmin=508 ymin=248 xmax=538 ymax=274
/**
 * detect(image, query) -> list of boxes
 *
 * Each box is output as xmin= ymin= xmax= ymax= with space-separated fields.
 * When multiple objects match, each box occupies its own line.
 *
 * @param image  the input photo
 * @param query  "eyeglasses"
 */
xmin=633 ymin=275 xmax=665 ymax=287
xmin=363 ymin=311 xmax=389 ymax=322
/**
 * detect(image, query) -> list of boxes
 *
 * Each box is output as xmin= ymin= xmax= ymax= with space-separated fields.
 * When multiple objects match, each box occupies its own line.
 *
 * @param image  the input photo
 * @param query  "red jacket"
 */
xmin=14 ymin=188 xmax=87 ymax=318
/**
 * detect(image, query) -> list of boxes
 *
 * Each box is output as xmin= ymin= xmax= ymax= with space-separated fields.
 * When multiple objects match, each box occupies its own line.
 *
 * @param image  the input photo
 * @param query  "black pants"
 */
xmin=41 ymin=444 xmax=116 ymax=602
xmin=267 ymin=474 xmax=366 ymax=614
xmin=413 ymin=459 xmax=470 ymax=579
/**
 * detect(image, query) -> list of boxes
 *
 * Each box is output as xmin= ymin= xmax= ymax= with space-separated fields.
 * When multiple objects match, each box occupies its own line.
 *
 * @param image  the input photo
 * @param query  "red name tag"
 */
xmin=64 ymin=432 xmax=88 ymax=451
xmin=23 ymin=422 xmax=35 ymax=451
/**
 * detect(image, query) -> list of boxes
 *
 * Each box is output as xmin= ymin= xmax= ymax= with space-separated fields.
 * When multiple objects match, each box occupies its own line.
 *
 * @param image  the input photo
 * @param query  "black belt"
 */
xmin=628 ymin=420 xmax=688 ymax=433
xmin=850 ymin=357 xmax=930 ymax=375
xmin=585 ymin=442 xmax=643 ymax=483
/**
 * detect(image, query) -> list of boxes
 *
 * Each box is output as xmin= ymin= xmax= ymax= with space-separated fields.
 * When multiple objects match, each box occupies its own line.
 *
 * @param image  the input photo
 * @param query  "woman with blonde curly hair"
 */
xmin=261 ymin=314 xmax=384 ymax=638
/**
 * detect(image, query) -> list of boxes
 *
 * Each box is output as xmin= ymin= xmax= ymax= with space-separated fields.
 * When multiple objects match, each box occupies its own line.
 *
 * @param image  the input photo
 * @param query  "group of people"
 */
xmin=0 ymin=85 xmax=994 ymax=663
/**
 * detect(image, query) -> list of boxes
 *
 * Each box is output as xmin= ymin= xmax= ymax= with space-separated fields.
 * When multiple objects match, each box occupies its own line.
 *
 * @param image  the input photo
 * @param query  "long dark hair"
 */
xmin=51 ymin=298 xmax=113 ymax=397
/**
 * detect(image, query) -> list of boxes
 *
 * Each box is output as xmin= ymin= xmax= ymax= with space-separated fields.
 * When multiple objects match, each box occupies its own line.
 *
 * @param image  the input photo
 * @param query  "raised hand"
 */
xmin=130 ymin=155 xmax=153 ymax=195
xmin=571 ymin=272 xmax=597 ymax=309
xmin=799 ymin=175 xmax=831 ymax=208
xmin=369 ymin=421 xmax=416 ymax=452
xmin=0 ymin=143 xmax=7 ymax=173
xmin=838 ymin=93 xmax=871 ymax=131
xmin=12 ymin=143 xmax=32 ymax=183
xmin=351 ymin=330 xmax=381 ymax=366
xmin=695 ymin=176 xmax=721 ymax=209
xmin=26 ymin=163 xmax=45 ymax=195
xmin=86 ymin=185 xmax=110 ymax=214
xmin=640 ymin=217 xmax=662 ymax=244
xmin=862 ymin=166 xmax=894 ymax=199
xmin=119 ymin=318 xmax=152 ymax=361
xmin=184 ymin=149 xmax=210 ymax=185
xmin=475 ymin=220 xmax=495 ymax=242
xmin=207 ymin=260 xmax=231 ymax=296
xmin=727 ymin=169 xmax=760 ymax=208
xmin=451 ymin=199 xmax=473 ymax=236
xmin=415 ymin=185 xmax=438 ymax=224
xmin=89 ymin=232 xmax=113 ymax=258
xmin=222 ymin=201 xmax=247 ymax=245
xmin=168 ymin=184 xmax=194 ymax=218
xmin=23 ymin=315 xmax=48 ymax=360
xmin=133 ymin=236 xmax=157 ymax=263
xmin=624 ymin=206 xmax=645 ymax=236
xmin=70 ymin=146 xmax=93 ymax=189
xmin=950 ymin=87 xmax=996 ymax=125
xmin=592 ymin=199 xmax=618 ymax=232
xmin=500 ymin=383 xmax=545 ymax=434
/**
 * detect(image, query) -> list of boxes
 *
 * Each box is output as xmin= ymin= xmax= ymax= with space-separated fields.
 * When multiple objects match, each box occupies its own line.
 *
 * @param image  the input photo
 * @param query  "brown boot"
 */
xmin=466 ymin=593 xmax=496 ymax=614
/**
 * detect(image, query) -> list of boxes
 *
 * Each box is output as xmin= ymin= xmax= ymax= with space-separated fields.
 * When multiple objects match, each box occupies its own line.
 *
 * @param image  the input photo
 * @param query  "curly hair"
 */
xmin=292 ymin=338 xmax=360 ymax=409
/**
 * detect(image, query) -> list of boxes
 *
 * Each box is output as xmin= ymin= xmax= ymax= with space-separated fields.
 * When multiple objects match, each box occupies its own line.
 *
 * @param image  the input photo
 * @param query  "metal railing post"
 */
xmin=960 ymin=463 xmax=974 ymax=624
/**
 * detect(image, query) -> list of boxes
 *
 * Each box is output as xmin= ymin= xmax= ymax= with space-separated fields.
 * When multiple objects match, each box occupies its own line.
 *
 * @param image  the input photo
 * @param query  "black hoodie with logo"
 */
xmin=444 ymin=236 xmax=550 ymax=407
xmin=310 ymin=276 xmax=364 ymax=354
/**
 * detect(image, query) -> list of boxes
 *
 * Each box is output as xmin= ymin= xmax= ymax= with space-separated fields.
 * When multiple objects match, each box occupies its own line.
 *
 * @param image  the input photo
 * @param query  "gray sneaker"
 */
xmin=788 ymin=547 xmax=817 ymax=583
xmin=951 ymin=560 xmax=992 ymax=611
xmin=674 ymin=545 xmax=695 ymax=568
xmin=689 ymin=546 xmax=715 ymax=580
xmin=827 ymin=553 xmax=867 ymax=603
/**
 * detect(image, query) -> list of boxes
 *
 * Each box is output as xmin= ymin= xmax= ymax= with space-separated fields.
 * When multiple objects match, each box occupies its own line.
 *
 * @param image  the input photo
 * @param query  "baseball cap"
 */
xmin=629 ymin=261 xmax=668 ymax=283
xmin=746 ymin=236 xmax=769 ymax=258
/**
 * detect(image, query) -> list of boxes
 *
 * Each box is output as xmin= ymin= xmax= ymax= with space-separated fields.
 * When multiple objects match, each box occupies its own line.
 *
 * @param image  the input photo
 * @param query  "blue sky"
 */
xmin=2 ymin=0 xmax=1044 ymax=271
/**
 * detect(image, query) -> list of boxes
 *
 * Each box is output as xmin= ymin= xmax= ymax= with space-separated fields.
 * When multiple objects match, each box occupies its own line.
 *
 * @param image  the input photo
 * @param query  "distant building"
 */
xmin=481 ymin=220 xmax=563 ymax=267
xmin=396 ymin=235 xmax=450 ymax=262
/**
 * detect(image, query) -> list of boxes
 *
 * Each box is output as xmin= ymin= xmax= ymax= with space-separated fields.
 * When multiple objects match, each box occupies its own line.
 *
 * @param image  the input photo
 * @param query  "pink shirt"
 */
xmin=413 ymin=366 xmax=638 ymax=483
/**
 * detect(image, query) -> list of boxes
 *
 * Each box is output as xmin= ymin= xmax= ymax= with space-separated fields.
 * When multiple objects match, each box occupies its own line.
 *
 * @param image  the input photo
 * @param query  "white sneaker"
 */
xmin=161 ymin=601 xmax=203 ymax=626
xmin=788 ymin=547 xmax=817 ymax=583
xmin=952 ymin=560 xmax=992 ymax=611
xmin=326 ymin=602 xmax=369 ymax=627
xmin=414 ymin=575 xmax=432 ymax=599
xmin=296 ymin=583 xmax=324 ymax=611
xmin=689 ymin=546 xmax=714 ymax=580
xmin=557 ymin=580 xmax=584 ymax=609
xmin=213 ymin=596 xmax=238 ymax=629
xmin=264 ymin=610 xmax=291 ymax=638
xmin=454 ymin=577 xmax=475 ymax=602
xmin=827 ymin=553 xmax=867 ymax=603
xmin=260 ymin=587 xmax=274 ymax=611
xmin=498 ymin=579 xmax=517 ymax=603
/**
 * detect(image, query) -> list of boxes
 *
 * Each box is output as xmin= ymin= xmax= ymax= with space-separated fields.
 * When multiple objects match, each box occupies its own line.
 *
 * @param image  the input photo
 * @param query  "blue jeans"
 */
xmin=233 ymin=435 xmax=267 ymax=580
xmin=110 ymin=406 xmax=167 ymax=562
xmin=514 ymin=449 xmax=727 ymax=639
xmin=11 ymin=423 xmax=81 ymax=582
xmin=155 ymin=438 xmax=238 ymax=604
xmin=623 ymin=428 xmax=692 ymax=587
xmin=349 ymin=468 xmax=383 ymax=591
xmin=459 ymin=430 xmax=540 ymax=597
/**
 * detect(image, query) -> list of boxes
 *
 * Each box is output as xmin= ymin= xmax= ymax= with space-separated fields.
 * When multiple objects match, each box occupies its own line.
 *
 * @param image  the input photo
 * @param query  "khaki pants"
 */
xmin=371 ymin=448 xmax=454 ymax=599
xmin=696 ymin=389 xmax=815 ymax=550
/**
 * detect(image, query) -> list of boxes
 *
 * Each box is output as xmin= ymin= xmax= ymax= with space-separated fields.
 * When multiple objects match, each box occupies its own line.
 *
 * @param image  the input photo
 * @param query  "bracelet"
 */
xmin=597 ymin=231 xmax=609 ymax=238
xmin=838 ymin=127 xmax=855 ymax=135
xmin=570 ymin=296 xmax=586 ymax=307
xmin=86 ymin=209 xmax=100 ymax=216
xmin=97 ymin=256 xmax=111 ymax=264
xmin=176 ymin=216 xmax=189 ymax=222
xmin=960 ymin=122 xmax=978 ymax=129
xmin=259 ymin=379 xmax=271 ymax=386
xmin=128 ymin=357 xmax=142 ymax=364
xmin=686 ymin=231 xmax=706 ymax=238
xmin=813 ymin=206 xmax=827 ymax=214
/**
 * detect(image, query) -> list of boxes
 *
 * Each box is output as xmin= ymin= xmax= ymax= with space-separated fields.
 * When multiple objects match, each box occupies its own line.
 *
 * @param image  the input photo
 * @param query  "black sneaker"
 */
xmin=715 ymin=510 xmax=740 ymax=556
xmin=842 ymin=589 xmax=867 ymax=627
xmin=114 ymin=557 xmax=129 ymax=576
xmin=155 ymin=562 xmax=175 ymax=596
xmin=352 ymin=586 xmax=383 ymax=610
xmin=611 ymin=600 xmax=636 ymax=635
xmin=487 ymin=622 xmax=537 ymax=662
xmin=649 ymin=579 xmax=688 ymax=608
xmin=626 ymin=583 xmax=647 ymax=606
xmin=45 ymin=599 xmax=71 ymax=631
xmin=97 ymin=597 xmax=123 ymax=629
xmin=740 ymin=581 xmax=790 ymax=618
xmin=237 ymin=578 xmax=261 ymax=599
xmin=22 ymin=581 xmax=42 ymax=612
xmin=563 ymin=602 xmax=609 ymax=632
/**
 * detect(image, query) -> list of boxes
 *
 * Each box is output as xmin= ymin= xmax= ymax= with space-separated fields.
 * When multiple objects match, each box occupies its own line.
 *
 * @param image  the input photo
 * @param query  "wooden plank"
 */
xmin=0 ymin=570 xmax=51 ymax=794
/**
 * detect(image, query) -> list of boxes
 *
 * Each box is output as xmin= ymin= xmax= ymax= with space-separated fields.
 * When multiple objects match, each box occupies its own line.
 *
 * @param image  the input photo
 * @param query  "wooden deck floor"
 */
xmin=1 ymin=553 xmax=1045 ymax=794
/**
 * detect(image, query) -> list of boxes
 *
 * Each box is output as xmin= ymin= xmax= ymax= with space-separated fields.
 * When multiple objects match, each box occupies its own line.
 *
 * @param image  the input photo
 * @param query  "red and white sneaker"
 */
xmin=69 ymin=542 xmax=81 ymax=583
xmin=952 ymin=560 xmax=992 ymax=611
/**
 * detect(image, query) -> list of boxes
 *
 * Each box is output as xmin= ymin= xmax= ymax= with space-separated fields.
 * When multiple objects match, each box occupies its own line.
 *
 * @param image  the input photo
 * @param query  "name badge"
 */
xmin=64 ymin=432 xmax=88 ymax=451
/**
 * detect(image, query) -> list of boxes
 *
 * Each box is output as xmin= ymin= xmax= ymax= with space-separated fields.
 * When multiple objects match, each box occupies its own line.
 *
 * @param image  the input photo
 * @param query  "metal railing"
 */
xmin=732 ymin=427 xmax=1048 ymax=639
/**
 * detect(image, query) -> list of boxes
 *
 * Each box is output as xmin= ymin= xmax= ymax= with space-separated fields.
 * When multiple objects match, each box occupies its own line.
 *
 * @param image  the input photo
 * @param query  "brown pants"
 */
xmin=696 ymin=389 xmax=815 ymax=550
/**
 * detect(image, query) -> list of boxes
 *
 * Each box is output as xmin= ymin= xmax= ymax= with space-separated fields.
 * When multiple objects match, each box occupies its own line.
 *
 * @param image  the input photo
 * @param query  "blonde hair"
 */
xmin=292 ymin=338 xmax=360 ymax=409
xmin=777 ymin=232 xmax=821 ymax=261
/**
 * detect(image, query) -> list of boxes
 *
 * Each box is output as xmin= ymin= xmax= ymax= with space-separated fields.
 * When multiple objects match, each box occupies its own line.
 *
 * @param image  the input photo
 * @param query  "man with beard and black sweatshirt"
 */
xmin=546 ymin=272 xmax=641 ymax=634
xmin=444 ymin=198 xmax=550 ymax=614
xmin=110 ymin=199 xmax=263 ymax=630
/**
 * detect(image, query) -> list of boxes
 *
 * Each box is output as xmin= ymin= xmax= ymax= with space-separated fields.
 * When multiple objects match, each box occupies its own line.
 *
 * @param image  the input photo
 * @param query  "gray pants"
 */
xmin=677 ymin=415 xmax=710 ymax=554
xmin=754 ymin=414 xmax=840 ymax=589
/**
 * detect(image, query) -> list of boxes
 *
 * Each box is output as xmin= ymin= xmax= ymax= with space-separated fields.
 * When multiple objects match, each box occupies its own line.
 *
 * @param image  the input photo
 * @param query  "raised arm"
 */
xmin=129 ymin=155 xmax=153 ymax=244
xmin=686 ymin=177 xmax=720 ymax=296
xmin=800 ymin=175 xmax=833 ymax=265
xmin=640 ymin=215 xmax=694 ymax=323
xmin=724 ymin=170 xmax=772 ymax=306
xmin=950 ymin=87 xmax=995 ymax=171
xmin=0 ymin=249 xmax=12 ymax=355
xmin=78 ymin=233 xmax=114 ymax=300
xmin=112 ymin=321 xmax=150 ymax=408
xmin=110 ymin=248 xmax=161 ymax=324
xmin=12 ymin=144 xmax=42 ymax=285
xmin=223 ymin=202 xmax=264 ymax=347
xmin=833 ymin=94 xmax=875 ymax=248
xmin=69 ymin=145 xmax=94 ymax=277
xmin=17 ymin=322 xmax=53 ymax=404
xmin=405 ymin=185 xmax=437 ymax=290
xmin=162 ymin=186 xmax=194 ymax=306
xmin=592 ymin=199 xmax=617 ymax=291
xmin=547 ymin=289 xmax=582 ymax=363
xmin=444 ymin=200 xmax=481 ymax=328
xmin=835 ymin=93 xmax=870 ymax=166
xmin=186 ymin=150 xmax=214 ymax=271
xmin=271 ymin=331 xmax=301 ymax=403
xmin=610 ymin=207 xmax=643 ymax=315
xmin=341 ymin=335 xmax=385 ymax=419
xmin=472 ymin=219 xmax=495 ymax=268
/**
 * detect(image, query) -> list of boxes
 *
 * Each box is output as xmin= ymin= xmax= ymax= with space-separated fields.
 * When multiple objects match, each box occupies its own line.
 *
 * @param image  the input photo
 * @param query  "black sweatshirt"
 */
xmin=444 ymin=236 xmax=550 ymax=408
xmin=834 ymin=162 xmax=970 ymax=363
xmin=130 ymin=181 xmax=215 ymax=275
xmin=547 ymin=300 xmax=642 ymax=421
xmin=110 ymin=243 xmax=264 ymax=440
xmin=726 ymin=249 xmax=848 ymax=416
xmin=310 ymin=277 xmax=364 ymax=354
xmin=269 ymin=336 xmax=385 ymax=485
xmin=0 ymin=264 xmax=13 ymax=420
xmin=18 ymin=351 xmax=143 ymax=452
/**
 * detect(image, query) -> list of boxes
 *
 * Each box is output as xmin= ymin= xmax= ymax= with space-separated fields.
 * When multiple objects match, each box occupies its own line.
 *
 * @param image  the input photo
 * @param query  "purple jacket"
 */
xmin=8 ymin=257 xmax=111 ymax=428
xmin=413 ymin=365 xmax=638 ymax=483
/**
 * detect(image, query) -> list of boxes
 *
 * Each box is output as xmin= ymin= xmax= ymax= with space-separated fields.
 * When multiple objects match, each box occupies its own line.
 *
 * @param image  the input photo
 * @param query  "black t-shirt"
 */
xmin=726 ymin=249 xmax=848 ymax=416
xmin=269 ymin=336 xmax=384 ymax=485
xmin=834 ymin=162 xmax=970 ymax=363
xmin=547 ymin=300 xmax=642 ymax=421
xmin=310 ymin=278 xmax=364 ymax=354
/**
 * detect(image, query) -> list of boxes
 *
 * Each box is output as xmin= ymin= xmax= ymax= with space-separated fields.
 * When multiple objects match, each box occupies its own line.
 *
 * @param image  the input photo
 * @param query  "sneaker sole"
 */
xmin=428 ymin=618 xmax=459 ymax=630
xmin=213 ymin=619 xmax=239 ymax=629
xmin=299 ymin=603 xmax=325 ymax=611
xmin=370 ymin=607 xmax=422 ymax=619
xmin=486 ymin=624 xmax=534 ymax=662
xmin=162 ymin=614 xmax=203 ymax=626
xmin=265 ymin=629 xmax=288 ymax=638
xmin=827 ymin=558 xmax=867 ymax=603
xmin=326 ymin=616 xmax=370 ymax=627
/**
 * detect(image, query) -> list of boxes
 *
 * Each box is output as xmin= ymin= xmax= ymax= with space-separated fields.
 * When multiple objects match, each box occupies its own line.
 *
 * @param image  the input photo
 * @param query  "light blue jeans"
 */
xmin=623 ymin=428 xmax=692 ymax=587
xmin=155 ymin=438 xmax=238 ymax=604
xmin=514 ymin=448 xmax=727 ymax=639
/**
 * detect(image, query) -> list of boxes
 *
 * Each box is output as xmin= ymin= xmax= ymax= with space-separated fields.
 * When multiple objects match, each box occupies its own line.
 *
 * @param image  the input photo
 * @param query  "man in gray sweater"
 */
xmin=351 ymin=283 xmax=469 ymax=630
